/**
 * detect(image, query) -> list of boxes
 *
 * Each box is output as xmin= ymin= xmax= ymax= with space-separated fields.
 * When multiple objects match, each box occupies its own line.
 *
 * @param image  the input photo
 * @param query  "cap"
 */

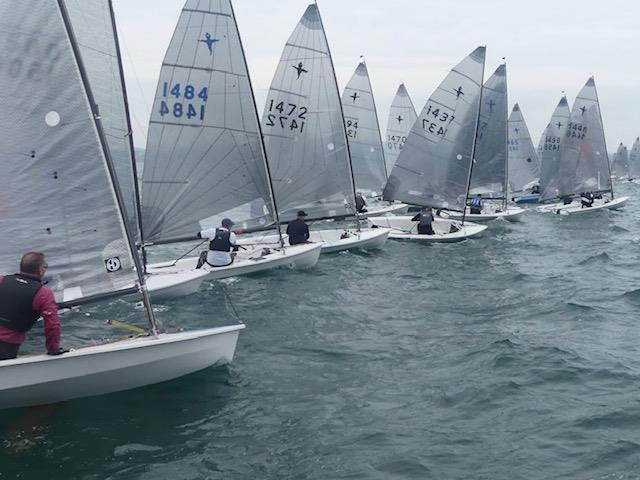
xmin=221 ymin=218 xmax=234 ymax=227
xmin=297 ymin=210 xmax=308 ymax=217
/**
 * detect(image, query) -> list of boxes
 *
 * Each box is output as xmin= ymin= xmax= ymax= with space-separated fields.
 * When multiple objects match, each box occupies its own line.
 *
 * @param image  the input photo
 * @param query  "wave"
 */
xmin=578 ymin=251 xmax=612 ymax=266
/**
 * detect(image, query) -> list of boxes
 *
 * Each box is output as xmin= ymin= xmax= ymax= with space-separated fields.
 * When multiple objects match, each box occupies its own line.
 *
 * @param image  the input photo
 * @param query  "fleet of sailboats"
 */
xmin=0 ymin=0 xmax=635 ymax=410
xmin=0 ymin=0 xmax=243 ymax=409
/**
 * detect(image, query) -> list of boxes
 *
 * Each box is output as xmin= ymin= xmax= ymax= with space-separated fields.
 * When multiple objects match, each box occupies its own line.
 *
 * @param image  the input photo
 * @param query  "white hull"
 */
xmin=0 ymin=325 xmax=244 ymax=410
xmin=358 ymin=202 xmax=409 ymax=218
xmin=536 ymin=196 xmax=629 ymax=215
xmin=314 ymin=228 xmax=390 ymax=253
xmin=145 ymin=270 xmax=209 ymax=300
xmin=147 ymin=242 xmax=321 ymax=280
xmin=239 ymin=228 xmax=390 ymax=254
xmin=445 ymin=207 xmax=526 ymax=222
xmin=367 ymin=216 xmax=487 ymax=242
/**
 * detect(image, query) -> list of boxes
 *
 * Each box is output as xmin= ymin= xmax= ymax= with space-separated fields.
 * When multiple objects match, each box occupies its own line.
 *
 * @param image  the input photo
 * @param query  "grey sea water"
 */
xmin=2 ymin=182 xmax=640 ymax=479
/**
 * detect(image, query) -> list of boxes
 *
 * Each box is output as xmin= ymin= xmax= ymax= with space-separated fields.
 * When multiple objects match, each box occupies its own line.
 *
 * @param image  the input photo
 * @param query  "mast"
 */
xmin=57 ymin=0 xmax=159 ymax=335
xmin=502 ymin=61 xmax=509 ymax=211
xmin=592 ymin=76 xmax=615 ymax=199
xmin=229 ymin=0 xmax=284 ymax=247
xmin=107 ymin=0 xmax=149 ymax=269
xmin=315 ymin=2 xmax=361 ymax=231
xmin=362 ymin=58 xmax=389 ymax=183
xmin=461 ymin=47 xmax=487 ymax=225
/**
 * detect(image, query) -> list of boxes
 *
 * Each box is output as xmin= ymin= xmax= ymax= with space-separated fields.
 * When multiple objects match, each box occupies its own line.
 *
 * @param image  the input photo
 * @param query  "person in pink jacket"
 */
xmin=0 ymin=252 xmax=63 ymax=360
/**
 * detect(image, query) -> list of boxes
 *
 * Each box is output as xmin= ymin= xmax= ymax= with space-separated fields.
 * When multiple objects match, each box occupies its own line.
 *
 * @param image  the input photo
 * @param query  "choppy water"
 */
xmin=3 ymin=182 xmax=640 ymax=479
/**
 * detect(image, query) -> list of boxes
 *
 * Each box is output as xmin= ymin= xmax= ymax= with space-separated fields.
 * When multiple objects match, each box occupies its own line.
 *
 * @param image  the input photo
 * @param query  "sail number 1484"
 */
xmin=159 ymin=82 xmax=208 ymax=120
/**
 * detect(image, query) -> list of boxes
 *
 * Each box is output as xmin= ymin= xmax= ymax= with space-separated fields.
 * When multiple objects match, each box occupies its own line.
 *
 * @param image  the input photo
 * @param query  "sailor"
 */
xmin=581 ymin=191 xmax=595 ymax=208
xmin=531 ymin=184 xmax=540 ymax=194
xmin=197 ymin=218 xmax=239 ymax=268
xmin=469 ymin=194 xmax=483 ymax=214
xmin=355 ymin=192 xmax=368 ymax=213
xmin=411 ymin=207 xmax=435 ymax=235
xmin=286 ymin=210 xmax=310 ymax=245
xmin=0 ymin=252 xmax=63 ymax=360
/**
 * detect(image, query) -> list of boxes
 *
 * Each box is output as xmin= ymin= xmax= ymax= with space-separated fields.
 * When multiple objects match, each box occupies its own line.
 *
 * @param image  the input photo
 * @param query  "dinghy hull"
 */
xmin=445 ymin=207 xmax=526 ymax=222
xmin=367 ymin=216 xmax=487 ymax=242
xmin=0 ymin=325 xmax=244 ymax=410
xmin=536 ymin=196 xmax=629 ymax=215
xmin=147 ymin=242 xmax=321 ymax=280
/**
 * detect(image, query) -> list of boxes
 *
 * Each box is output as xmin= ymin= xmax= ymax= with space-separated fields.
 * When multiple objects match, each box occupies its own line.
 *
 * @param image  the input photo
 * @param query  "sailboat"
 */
xmin=244 ymin=4 xmax=390 ymax=253
xmin=340 ymin=62 xmax=407 ymax=217
xmin=537 ymin=78 xmax=628 ymax=214
xmin=629 ymin=137 xmax=640 ymax=181
xmin=444 ymin=64 xmax=525 ymax=221
xmin=611 ymin=143 xmax=629 ymax=180
xmin=0 ymin=0 xmax=243 ymax=410
xmin=385 ymin=84 xmax=418 ymax=175
xmin=368 ymin=47 xmax=488 ymax=242
xmin=140 ymin=0 xmax=322 ymax=281
xmin=66 ymin=0 xmax=210 ymax=300
xmin=535 ymin=95 xmax=571 ymax=204
xmin=508 ymin=103 xmax=541 ymax=204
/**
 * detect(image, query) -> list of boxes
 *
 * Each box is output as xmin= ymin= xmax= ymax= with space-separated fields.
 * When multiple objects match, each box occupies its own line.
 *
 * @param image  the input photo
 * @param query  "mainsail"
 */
xmin=507 ymin=103 xmax=540 ymax=193
xmin=0 ymin=0 xmax=139 ymax=303
xmin=629 ymin=137 xmax=640 ymax=179
xmin=469 ymin=63 xmax=508 ymax=199
xmin=141 ymin=0 xmax=275 ymax=243
xmin=341 ymin=62 xmax=387 ymax=196
xmin=65 ymin=0 xmax=139 ymax=236
xmin=555 ymin=77 xmax=612 ymax=199
xmin=385 ymin=84 xmax=417 ymax=175
xmin=262 ymin=4 xmax=355 ymax=222
xmin=611 ymin=142 xmax=629 ymax=178
xmin=383 ymin=47 xmax=486 ymax=211
xmin=538 ymin=96 xmax=570 ymax=201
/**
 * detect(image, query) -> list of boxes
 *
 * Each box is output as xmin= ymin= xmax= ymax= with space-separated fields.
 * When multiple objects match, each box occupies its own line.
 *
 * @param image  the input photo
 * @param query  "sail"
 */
xmin=538 ymin=96 xmax=570 ymax=201
xmin=341 ymin=62 xmax=386 ymax=196
xmin=383 ymin=47 xmax=486 ymax=211
xmin=611 ymin=143 xmax=629 ymax=178
xmin=507 ymin=103 xmax=540 ymax=192
xmin=65 ymin=0 xmax=139 ymax=236
xmin=555 ymin=77 xmax=612 ymax=198
xmin=384 ymin=84 xmax=418 ymax=175
xmin=0 ymin=0 xmax=138 ymax=303
xmin=469 ymin=64 xmax=508 ymax=198
xmin=141 ymin=0 xmax=275 ymax=243
xmin=629 ymin=137 xmax=640 ymax=179
xmin=262 ymin=4 xmax=355 ymax=222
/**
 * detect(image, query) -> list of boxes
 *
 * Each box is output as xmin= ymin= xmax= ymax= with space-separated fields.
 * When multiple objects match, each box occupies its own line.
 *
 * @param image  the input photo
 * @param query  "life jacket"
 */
xmin=470 ymin=197 xmax=482 ymax=209
xmin=209 ymin=229 xmax=232 ymax=252
xmin=0 ymin=274 xmax=43 ymax=333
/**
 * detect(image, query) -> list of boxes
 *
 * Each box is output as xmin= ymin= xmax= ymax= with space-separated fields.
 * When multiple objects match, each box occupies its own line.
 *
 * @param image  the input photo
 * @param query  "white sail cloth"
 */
xmin=383 ymin=47 xmax=486 ymax=211
xmin=507 ymin=103 xmax=540 ymax=193
xmin=384 ymin=84 xmax=418 ymax=175
xmin=0 ymin=0 xmax=138 ymax=302
xmin=142 ymin=0 xmax=275 ymax=242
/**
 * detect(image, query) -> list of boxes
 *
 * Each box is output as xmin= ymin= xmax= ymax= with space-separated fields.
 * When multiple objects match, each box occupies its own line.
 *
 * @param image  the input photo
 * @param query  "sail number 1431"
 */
xmin=159 ymin=82 xmax=208 ymax=120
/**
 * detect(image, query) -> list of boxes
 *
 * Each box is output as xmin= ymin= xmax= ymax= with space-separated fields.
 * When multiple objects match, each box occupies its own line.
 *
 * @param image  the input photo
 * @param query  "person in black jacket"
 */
xmin=411 ymin=207 xmax=435 ymax=235
xmin=286 ymin=211 xmax=310 ymax=245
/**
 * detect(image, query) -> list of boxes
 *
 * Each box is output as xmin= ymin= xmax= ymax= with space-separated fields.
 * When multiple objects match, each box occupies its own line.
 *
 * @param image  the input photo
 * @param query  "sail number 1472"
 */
xmin=159 ymin=82 xmax=208 ymax=120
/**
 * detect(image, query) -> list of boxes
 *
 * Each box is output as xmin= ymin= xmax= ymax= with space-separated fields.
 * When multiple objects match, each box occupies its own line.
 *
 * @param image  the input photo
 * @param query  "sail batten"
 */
xmin=383 ymin=47 xmax=486 ymax=211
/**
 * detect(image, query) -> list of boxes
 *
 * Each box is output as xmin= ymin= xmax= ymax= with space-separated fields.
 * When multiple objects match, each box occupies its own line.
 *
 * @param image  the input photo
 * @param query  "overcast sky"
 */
xmin=114 ymin=0 xmax=640 ymax=152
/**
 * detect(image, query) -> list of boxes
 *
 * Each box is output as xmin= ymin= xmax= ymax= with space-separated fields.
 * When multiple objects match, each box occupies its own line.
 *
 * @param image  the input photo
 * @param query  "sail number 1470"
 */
xmin=159 ymin=82 xmax=208 ymax=120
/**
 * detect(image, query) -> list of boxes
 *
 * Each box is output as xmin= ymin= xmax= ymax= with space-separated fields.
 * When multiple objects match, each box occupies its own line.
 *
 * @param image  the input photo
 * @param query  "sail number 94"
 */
xmin=265 ymin=100 xmax=307 ymax=131
xmin=159 ymin=82 xmax=208 ymax=120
